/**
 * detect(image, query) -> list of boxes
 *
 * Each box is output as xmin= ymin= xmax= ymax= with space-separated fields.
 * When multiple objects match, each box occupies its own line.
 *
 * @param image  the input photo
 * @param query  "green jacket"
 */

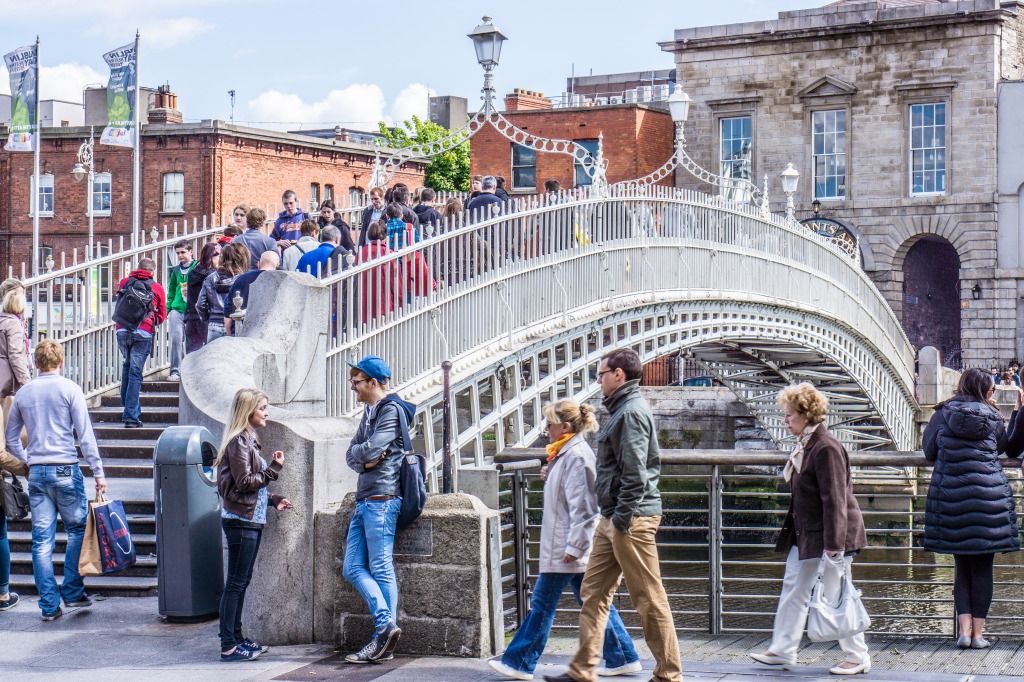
xmin=166 ymin=261 xmax=196 ymax=313
xmin=595 ymin=379 xmax=663 ymax=533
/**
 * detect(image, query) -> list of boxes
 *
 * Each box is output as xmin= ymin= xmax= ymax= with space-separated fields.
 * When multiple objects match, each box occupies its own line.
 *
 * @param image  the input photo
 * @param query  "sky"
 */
xmin=1 ymin=0 xmax=815 ymax=133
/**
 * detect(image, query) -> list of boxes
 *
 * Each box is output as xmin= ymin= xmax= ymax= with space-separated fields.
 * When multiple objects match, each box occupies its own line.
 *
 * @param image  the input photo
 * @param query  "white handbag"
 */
xmin=806 ymin=554 xmax=871 ymax=642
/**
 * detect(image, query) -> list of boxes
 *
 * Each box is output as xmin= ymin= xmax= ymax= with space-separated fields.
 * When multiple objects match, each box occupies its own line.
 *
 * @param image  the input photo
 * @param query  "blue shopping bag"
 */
xmin=93 ymin=495 xmax=137 ymax=574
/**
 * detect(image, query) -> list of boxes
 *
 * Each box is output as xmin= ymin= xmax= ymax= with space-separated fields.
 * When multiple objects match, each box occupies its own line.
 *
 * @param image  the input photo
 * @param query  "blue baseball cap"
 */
xmin=347 ymin=355 xmax=392 ymax=383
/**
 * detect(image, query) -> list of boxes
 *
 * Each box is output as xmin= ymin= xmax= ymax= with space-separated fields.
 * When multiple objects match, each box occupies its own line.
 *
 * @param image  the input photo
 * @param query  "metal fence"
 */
xmin=496 ymin=450 xmax=1024 ymax=637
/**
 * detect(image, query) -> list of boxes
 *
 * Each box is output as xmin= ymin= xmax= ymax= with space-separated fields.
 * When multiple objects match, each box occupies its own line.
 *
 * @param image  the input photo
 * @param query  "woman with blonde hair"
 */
xmin=489 ymin=399 xmax=640 ymax=680
xmin=750 ymin=382 xmax=870 ymax=675
xmin=0 ymin=289 xmax=31 ymax=403
xmin=216 ymin=387 xmax=292 ymax=662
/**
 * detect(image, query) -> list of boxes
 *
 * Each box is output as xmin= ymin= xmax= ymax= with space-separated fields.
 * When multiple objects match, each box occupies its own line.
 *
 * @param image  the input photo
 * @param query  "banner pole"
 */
xmin=31 ymin=36 xmax=40 ymax=279
xmin=131 ymin=30 xmax=140 ymax=248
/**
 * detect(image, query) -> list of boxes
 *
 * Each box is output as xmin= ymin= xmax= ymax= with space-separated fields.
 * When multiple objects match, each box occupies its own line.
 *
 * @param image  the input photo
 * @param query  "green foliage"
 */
xmin=378 ymin=116 xmax=470 ymax=193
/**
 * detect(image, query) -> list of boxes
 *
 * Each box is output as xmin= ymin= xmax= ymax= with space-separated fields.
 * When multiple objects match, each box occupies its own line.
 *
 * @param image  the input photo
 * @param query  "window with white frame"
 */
xmin=325 ymin=184 xmax=335 ymax=203
xmin=30 ymin=173 xmax=54 ymax=216
xmin=162 ymin=172 xmax=184 ymax=212
xmin=92 ymin=172 xmax=111 ymax=215
xmin=910 ymin=102 xmax=946 ymax=195
xmin=812 ymin=110 xmax=847 ymax=200
xmin=719 ymin=116 xmax=752 ymax=198
xmin=511 ymin=144 xmax=536 ymax=191
xmin=310 ymin=182 xmax=321 ymax=210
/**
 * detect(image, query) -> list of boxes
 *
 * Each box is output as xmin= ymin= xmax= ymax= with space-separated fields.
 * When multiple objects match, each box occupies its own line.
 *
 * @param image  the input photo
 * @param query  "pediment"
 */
xmin=798 ymin=76 xmax=858 ymax=99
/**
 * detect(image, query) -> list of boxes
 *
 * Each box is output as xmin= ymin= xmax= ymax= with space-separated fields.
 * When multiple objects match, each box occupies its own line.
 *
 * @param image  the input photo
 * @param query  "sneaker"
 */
xmin=65 ymin=595 xmax=93 ymax=608
xmin=125 ymin=421 xmax=144 ymax=429
xmin=168 ymin=372 xmax=181 ymax=381
xmin=598 ymin=660 xmax=643 ymax=676
xmin=0 ymin=592 xmax=19 ymax=611
xmin=240 ymin=639 xmax=270 ymax=654
xmin=221 ymin=646 xmax=261 ymax=662
xmin=41 ymin=607 xmax=63 ymax=621
xmin=488 ymin=659 xmax=534 ymax=680
xmin=344 ymin=640 xmax=378 ymax=664
xmin=376 ymin=622 xmax=402 ymax=660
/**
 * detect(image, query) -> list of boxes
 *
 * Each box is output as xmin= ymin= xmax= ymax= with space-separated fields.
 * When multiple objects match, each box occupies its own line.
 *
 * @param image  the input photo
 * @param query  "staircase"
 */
xmin=8 ymin=379 xmax=179 ymax=597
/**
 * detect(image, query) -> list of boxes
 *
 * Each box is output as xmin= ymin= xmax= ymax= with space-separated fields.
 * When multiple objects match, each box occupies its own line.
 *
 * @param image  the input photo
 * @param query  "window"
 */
xmin=30 ymin=173 xmax=54 ymax=216
xmin=310 ymin=182 xmax=321 ymax=210
xmin=92 ymin=172 xmax=111 ymax=215
xmin=511 ymin=144 xmax=536 ymax=191
xmin=162 ymin=172 xmax=184 ymax=213
xmin=812 ymin=110 xmax=847 ymax=200
xmin=910 ymin=102 xmax=946 ymax=195
xmin=719 ymin=116 xmax=752 ymax=199
xmin=39 ymin=246 xmax=53 ymax=271
xmin=573 ymin=139 xmax=600 ymax=187
xmin=348 ymin=187 xmax=364 ymax=207
xmin=325 ymin=184 xmax=334 ymax=203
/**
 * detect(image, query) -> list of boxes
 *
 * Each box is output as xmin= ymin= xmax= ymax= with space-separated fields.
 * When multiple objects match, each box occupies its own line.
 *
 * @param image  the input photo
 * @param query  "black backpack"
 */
xmin=391 ymin=401 xmax=428 ymax=532
xmin=112 ymin=277 xmax=154 ymax=331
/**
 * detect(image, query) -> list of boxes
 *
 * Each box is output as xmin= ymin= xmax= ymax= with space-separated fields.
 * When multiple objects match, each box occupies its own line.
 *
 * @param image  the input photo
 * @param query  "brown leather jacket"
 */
xmin=775 ymin=425 xmax=867 ymax=560
xmin=217 ymin=431 xmax=283 ymax=520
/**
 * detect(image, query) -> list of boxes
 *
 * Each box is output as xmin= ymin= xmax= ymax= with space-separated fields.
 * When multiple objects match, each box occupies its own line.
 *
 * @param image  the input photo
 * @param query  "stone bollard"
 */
xmin=334 ymin=493 xmax=504 ymax=658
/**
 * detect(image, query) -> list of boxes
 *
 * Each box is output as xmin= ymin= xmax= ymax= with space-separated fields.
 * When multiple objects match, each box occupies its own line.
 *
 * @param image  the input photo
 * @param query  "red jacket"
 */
xmin=115 ymin=269 xmax=167 ymax=335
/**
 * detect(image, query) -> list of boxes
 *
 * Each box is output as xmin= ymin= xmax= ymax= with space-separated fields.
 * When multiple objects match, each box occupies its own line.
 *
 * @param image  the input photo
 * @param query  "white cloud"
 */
xmin=245 ymin=83 xmax=434 ymax=132
xmin=84 ymin=16 xmax=216 ymax=51
xmin=0 ymin=62 xmax=104 ymax=102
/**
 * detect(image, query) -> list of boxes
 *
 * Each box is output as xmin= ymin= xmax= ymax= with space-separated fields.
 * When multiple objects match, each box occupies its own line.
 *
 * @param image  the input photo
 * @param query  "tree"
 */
xmin=378 ymin=116 xmax=470 ymax=192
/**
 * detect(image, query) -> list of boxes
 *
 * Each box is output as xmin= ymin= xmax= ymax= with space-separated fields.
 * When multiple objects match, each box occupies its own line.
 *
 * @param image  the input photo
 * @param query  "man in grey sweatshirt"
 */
xmin=7 ymin=340 xmax=105 ymax=621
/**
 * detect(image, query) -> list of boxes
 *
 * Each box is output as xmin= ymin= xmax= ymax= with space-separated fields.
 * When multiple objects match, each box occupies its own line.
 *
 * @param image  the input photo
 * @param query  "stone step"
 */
xmin=93 ymin=424 xmax=170 ymax=440
xmin=99 ymin=393 xmax=179 ymax=408
xmin=88 ymin=407 xmax=178 ymax=424
xmin=9 ymin=573 xmax=157 ymax=597
xmin=97 ymin=439 xmax=157 ymax=459
xmin=84 ymin=458 xmax=154 ymax=479
xmin=7 ymin=530 xmax=157 ymax=554
xmin=7 ymin=512 xmax=154 ymax=535
xmin=142 ymin=380 xmax=180 ymax=393
xmin=8 ymin=552 xmax=158 ymax=579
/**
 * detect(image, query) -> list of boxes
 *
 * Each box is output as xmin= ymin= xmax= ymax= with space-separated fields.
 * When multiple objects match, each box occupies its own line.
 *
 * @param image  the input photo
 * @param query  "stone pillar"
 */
xmin=333 ymin=493 xmax=504 ymax=658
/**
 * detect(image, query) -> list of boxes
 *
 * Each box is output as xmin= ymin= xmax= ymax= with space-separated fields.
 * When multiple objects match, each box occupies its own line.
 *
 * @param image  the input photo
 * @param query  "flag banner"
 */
xmin=100 ymin=42 xmax=137 ymax=148
xmin=3 ymin=45 xmax=38 ymax=152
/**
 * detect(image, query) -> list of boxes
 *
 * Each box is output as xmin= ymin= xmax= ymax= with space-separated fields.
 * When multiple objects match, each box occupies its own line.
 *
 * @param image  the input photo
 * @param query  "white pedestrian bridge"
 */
xmin=26 ymin=186 xmax=918 ymax=490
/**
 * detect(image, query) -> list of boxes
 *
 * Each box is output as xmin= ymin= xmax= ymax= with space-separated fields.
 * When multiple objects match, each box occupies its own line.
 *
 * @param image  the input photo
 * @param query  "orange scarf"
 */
xmin=545 ymin=432 xmax=576 ymax=463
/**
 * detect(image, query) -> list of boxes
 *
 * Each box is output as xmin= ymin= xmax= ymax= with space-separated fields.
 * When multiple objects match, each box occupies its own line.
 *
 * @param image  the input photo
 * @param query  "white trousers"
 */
xmin=769 ymin=546 xmax=870 ymax=664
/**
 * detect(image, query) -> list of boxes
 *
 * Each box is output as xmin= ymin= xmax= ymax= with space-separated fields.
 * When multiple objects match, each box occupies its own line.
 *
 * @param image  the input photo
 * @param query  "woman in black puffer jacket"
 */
xmin=923 ymin=367 xmax=1024 ymax=649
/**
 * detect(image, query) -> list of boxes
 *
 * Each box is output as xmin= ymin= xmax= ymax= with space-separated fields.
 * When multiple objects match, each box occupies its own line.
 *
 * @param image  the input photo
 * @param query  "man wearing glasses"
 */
xmin=271 ymin=190 xmax=307 ymax=250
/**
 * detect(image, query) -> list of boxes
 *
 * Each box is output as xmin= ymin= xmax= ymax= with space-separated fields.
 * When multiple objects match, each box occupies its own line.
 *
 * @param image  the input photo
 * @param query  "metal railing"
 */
xmin=496 ymin=450 xmax=1024 ymax=637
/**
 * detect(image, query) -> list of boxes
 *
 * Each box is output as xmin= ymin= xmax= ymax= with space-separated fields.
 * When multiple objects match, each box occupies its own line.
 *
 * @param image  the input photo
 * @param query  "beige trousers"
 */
xmin=568 ymin=515 xmax=683 ymax=682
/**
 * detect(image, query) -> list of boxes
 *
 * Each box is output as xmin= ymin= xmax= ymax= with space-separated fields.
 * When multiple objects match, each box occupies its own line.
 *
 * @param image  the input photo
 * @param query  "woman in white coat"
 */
xmin=489 ymin=399 xmax=641 ymax=680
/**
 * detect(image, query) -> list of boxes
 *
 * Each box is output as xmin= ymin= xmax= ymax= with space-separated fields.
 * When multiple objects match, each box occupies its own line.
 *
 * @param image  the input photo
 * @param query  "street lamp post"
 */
xmin=780 ymin=162 xmax=800 ymax=222
xmin=71 ymin=125 xmax=96 ymax=258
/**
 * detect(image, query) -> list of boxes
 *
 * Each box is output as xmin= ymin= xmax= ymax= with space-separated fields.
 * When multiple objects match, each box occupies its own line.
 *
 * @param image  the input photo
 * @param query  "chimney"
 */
xmin=149 ymin=83 xmax=184 ymax=124
xmin=504 ymin=88 xmax=553 ymax=112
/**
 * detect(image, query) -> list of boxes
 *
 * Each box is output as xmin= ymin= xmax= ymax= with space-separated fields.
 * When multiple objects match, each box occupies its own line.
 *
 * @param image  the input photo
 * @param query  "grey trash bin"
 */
xmin=154 ymin=425 xmax=223 ymax=620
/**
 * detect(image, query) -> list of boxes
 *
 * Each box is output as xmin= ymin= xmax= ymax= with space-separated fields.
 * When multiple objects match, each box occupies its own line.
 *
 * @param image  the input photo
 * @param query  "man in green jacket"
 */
xmin=166 ymin=240 xmax=195 ymax=380
xmin=546 ymin=348 xmax=682 ymax=682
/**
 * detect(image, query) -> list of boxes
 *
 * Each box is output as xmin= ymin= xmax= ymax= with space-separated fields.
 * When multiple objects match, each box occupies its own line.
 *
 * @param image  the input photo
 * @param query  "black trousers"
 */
xmin=219 ymin=521 xmax=263 ymax=651
xmin=953 ymin=553 xmax=995 ymax=619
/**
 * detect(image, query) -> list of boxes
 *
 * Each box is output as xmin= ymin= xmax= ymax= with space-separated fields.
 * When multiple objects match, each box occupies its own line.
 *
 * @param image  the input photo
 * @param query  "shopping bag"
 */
xmin=79 ymin=496 xmax=103 ymax=577
xmin=79 ymin=494 xmax=137 ymax=575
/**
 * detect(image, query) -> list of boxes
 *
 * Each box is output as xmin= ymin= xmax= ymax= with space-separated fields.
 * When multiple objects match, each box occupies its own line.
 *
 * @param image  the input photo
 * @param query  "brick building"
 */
xmin=659 ymin=0 xmax=1024 ymax=368
xmin=469 ymin=89 xmax=675 ymax=193
xmin=0 ymin=92 xmax=424 ymax=272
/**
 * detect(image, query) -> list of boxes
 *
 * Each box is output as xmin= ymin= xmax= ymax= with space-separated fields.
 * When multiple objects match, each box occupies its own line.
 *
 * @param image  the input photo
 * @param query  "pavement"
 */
xmin=3 ymin=596 xmax=1022 ymax=681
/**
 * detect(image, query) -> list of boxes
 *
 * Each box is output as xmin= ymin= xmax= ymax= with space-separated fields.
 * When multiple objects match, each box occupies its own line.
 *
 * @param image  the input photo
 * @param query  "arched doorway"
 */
xmin=902 ymin=236 xmax=962 ymax=367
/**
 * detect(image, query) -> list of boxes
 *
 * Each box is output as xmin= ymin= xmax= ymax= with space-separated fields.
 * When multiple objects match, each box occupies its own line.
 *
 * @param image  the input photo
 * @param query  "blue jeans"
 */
xmin=219 ymin=521 xmax=262 ymax=651
xmin=342 ymin=498 xmax=400 ymax=631
xmin=28 ymin=464 xmax=88 ymax=615
xmin=0 ymin=514 xmax=9 ymax=595
xmin=502 ymin=572 xmax=639 ymax=674
xmin=116 ymin=329 xmax=151 ymax=424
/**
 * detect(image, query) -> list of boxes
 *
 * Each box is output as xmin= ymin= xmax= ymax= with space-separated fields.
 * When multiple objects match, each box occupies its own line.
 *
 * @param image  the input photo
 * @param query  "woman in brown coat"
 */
xmin=0 ymin=288 xmax=30 ymax=401
xmin=750 ymin=382 xmax=870 ymax=676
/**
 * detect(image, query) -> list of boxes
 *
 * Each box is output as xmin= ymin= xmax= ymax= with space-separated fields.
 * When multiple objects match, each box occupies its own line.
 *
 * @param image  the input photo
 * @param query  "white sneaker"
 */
xmin=487 ymin=659 xmax=533 ymax=680
xmin=597 ymin=660 xmax=643 ymax=676
xmin=168 ymin=372 xmax=180 ymax=381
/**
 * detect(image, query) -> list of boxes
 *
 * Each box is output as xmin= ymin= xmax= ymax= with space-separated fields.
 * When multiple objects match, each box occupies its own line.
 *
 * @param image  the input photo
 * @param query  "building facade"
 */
xmin=660 ymin=0 xmax=1024 ymax=368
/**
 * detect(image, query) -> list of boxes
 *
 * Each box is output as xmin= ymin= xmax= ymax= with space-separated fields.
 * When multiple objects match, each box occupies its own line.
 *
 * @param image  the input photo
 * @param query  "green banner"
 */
xmin=4 ymin=45 xmax=37 ymax=152
xmin=100 ymin=42 xmax=136 ymax=148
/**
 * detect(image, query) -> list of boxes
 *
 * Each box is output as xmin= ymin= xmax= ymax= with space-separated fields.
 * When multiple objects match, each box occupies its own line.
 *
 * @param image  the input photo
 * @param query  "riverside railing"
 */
xmin=320 ymin=185 xmax=916 ymax=443
xmin=496 ymin=450 xmax=1024 ymax=637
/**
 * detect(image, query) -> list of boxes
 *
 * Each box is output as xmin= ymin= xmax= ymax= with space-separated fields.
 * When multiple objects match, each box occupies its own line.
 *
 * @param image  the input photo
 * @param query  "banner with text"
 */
xmin=3 ymin=45 xmax=38 ymax=152
xmin=100 ymin=42 xmax=137 ymax=148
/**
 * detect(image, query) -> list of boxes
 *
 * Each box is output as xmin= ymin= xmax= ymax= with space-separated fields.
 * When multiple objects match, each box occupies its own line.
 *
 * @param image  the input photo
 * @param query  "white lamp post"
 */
xmin=72 ymin=125 xmax=96 ymax=257
xmin=780 ymin=162 xmax=800 ymax=222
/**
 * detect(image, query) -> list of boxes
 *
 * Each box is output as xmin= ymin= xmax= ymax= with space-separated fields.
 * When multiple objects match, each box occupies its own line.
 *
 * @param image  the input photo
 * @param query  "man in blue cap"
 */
xmin=342 ymin=355 xmax=416 ymax=664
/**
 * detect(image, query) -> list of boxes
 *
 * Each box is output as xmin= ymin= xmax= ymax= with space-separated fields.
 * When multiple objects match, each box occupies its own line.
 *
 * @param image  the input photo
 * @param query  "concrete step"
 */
xmin=97 ymin=439 xmax=157 ymax=459
xmin=99 ymin=393 xmax=179 ymax=408
xmin=9 ymin=573 xmax=157 ymax=597
xmin=8 ymin=512 xmax=154 ymax=535
xmin=9 ymin=552 xmax=157 ymax=579
xmin=88 ymin=407 xmax=178 ymax=424
xmin=142 ymin=380 xmax=180 ymax=393
xmin=93 ymin=424 xmax=169 ymax=440
xmin=83 ymin=458 xmax=154 ymax=479
xmin=8 ymin=530 xmax=157 ymax=554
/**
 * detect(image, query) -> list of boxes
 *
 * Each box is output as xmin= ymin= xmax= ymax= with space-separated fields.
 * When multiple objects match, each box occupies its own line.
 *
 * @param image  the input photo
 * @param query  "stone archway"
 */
xmin=901 ymin=235 xmax=962 ymax=367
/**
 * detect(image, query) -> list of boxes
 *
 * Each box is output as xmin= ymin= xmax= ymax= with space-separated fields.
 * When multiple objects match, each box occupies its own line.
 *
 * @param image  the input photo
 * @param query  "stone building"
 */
xmin=660 ymin=0 xmax=1024 ymax=368
xmin=0 ymin=88 xmax=424 ymax=272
